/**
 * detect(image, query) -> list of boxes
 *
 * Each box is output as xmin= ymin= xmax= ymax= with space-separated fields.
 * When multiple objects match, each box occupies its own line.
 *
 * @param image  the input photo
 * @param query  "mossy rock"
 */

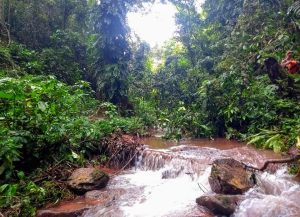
xmin=209 ymin=158 xmax=256 ymax=194
xmin=67 ymin=168 xmax=109 ymax=194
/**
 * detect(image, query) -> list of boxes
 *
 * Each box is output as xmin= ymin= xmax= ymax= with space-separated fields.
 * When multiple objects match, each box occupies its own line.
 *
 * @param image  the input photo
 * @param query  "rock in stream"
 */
xmin=209 ymin=158 xmax=256 ymax=194
xmin=197 ymin=158 xmax=256 ymax=216
xmin=67 ymin=168 xmax=109 ymax=194
xmin=196 ymin=194 xmax=242 ymax=216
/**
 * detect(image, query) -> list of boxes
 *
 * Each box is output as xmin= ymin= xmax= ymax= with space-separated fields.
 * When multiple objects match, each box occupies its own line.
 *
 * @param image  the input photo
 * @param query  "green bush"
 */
xmin=40 ymin=30 xmax=87 ymax=84
xmin=0 ymin=75 xmax=144 ymax=216
xmin=0 ymin=76 xmax=95 ymax=179
xmin=132 ymin=98 xmax=157 ymax=128
xmin=9 ymin=43 xmax=43 ymax=74
xmin=0 ymin=46 xmax=14 ymax=69
xmin=0 ymin=75 xmax=144 ymax=178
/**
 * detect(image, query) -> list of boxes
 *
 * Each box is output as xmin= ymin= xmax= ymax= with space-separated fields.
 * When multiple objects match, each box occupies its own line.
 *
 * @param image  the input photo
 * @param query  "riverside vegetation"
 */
xmin=0 ymin=0 xmax=300 ymax=216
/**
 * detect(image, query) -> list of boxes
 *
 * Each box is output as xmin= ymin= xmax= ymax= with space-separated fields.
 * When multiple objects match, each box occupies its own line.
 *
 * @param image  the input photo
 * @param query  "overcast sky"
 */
xmin=127 ymin=1 xmax=177 ymax=47
xmin=127 ymin=0 xmax=204 ymax=48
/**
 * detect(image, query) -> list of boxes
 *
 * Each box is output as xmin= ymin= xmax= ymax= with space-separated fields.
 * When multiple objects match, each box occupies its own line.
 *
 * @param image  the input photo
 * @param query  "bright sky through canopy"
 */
xmin=127 ymin=2 xmax=177 ymax=48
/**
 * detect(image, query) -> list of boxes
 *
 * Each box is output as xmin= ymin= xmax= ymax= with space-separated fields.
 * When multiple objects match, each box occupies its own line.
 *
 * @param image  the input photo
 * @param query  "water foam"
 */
xmin=234 ymin=168 xmax=300 ymax=217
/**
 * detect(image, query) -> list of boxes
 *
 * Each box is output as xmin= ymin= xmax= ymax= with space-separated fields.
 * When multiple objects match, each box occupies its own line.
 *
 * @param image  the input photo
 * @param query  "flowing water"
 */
xmin=82 ymin=138 xmax=300 ymax=217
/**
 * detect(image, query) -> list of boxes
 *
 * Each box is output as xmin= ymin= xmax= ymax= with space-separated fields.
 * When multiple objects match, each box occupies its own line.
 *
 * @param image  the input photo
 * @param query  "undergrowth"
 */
xmin=0 ymin=75 xmax=143 ymax=216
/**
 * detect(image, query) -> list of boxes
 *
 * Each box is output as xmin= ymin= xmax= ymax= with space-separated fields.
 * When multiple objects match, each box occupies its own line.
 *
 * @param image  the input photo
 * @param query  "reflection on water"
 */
xmin=81 ymin=137 xmax=299 ymax=217
xmin=139 ymin=137 xmax=177 ymax=149
xmin=139 ymin=137 xmax=282 ymax=167
xmin=139 ymin=137 xmax=246 ymax=150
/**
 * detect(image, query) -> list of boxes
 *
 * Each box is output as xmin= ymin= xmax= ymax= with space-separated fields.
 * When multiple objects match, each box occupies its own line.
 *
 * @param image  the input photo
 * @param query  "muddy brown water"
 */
xmin=39 ymin=138 xmax=300 ymax=217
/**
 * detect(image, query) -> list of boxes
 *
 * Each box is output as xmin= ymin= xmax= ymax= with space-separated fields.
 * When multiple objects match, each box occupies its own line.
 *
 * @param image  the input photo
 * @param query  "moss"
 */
xmin=288 ymin=161 xmax=300 ymax=175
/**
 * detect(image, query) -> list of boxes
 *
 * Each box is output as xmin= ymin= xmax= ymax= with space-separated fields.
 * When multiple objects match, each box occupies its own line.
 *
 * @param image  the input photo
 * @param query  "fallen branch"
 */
xmin=104 ymin=147 xmax=122 ymax=167
xmin=197 ymin=183 xmax=206 ymax=193
xmin=113 ymin=150 xmax=139 ymax=176
xmin=245 ymin=155 xmax=300 ymax=171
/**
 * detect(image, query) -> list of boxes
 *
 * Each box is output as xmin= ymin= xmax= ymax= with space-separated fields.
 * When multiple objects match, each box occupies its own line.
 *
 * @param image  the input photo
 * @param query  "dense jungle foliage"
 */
xmin=0 ymin=0 xmax=300 ymax=216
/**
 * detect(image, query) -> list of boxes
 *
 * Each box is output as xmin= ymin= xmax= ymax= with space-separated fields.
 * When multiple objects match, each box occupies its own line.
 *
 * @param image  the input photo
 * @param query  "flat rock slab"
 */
xmin=37 ymin=189 xmax=124 ymax=217
xmin=184 ymin=206 xmax=215 ymax=217
xmin=36 ymin=197 xmax=103 ymax=217
xmin=209 ymin=158 xmax=256 ymax=194
xmin=196 ymin=194 xmax=242 ymax=216
xmin=67 ymin=168 xmax=109 ymax=194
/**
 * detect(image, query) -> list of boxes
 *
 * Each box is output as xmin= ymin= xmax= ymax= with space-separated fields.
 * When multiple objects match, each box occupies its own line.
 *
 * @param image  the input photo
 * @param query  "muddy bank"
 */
xmin=36 ymin=134 xmax=142 ymax=216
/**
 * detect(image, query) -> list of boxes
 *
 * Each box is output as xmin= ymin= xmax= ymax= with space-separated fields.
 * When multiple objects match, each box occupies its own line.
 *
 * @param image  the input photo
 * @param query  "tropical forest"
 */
xmin=0 ymin=0 xmax=300 ymax=216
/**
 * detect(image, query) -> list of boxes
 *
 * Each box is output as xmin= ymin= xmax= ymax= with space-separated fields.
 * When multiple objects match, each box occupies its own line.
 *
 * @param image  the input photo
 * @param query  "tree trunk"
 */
xmin=0 ymin=0 xmax=11 ymax=44
xmin=0 ymin=0 xmax=5 ymax=42
xmin=0 ymin=0 xmax=4 ymax=25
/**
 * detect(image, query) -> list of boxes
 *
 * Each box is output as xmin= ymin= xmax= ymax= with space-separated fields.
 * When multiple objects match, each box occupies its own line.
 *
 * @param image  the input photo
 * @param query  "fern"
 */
xmin=287 ymin=1 xmax=300 ymax=30
xmin=288 ymin=1 xmax=300 ymax=17
xmin=247 ymin=129 xmax=286 ymax=153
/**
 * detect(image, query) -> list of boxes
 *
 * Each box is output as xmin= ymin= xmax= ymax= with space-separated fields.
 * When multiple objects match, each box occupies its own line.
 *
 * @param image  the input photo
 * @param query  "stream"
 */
xmin=81 ymin=137 xmax=300 ymax=217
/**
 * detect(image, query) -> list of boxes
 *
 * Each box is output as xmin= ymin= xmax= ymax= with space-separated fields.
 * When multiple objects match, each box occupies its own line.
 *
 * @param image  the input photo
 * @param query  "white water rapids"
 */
xmin=83 ymin=138 xmax=300 ymax=217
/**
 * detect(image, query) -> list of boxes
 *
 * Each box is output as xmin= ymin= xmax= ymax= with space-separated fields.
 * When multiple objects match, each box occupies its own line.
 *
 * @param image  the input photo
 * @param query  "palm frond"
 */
xmin=288 ymin=1 xmax=300 ymax=18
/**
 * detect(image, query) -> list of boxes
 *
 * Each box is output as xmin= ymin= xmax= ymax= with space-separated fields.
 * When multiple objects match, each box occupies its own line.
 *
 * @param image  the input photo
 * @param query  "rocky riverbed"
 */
xmin=38 ymin=137 xmax=300 ymax=217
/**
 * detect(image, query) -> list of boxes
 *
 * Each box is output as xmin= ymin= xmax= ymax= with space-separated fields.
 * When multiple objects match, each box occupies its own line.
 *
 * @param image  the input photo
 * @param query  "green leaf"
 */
xmin=71 ymin=150 xmax=80 ymax=159
xmin=38 ymin=101 xmax=47 ymax=111
xmin=88 ymin=0 xmax=96 ymax=7
xmin=0 ymin=91 xmax=15 ymax=100
xmin=247 ymin=134 xmax=264 ymax=145
xmin=0 ymin=77 xmax=12 ymax=84
xmin=0 ymin=184 xmax=9 ymax=193
xmin=17 ymin=171 xmax=25 ymax=180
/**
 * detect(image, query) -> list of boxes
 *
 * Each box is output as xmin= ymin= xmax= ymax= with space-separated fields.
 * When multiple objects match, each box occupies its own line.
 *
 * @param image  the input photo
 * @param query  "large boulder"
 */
xmin=67 ymin=168 xmax=109 ymax=194
xmin=209 ymin=158 xmax=256 ymax=194
xmin=196 ymin=194 xmax=242 ymax=216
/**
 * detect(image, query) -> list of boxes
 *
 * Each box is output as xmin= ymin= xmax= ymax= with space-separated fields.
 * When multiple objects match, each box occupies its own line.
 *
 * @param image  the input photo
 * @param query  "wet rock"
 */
xmin=209 ymin=158 xmax=256 ymax=194
xmin=184 ymin=206 xmax=215 ymax=217
xmin=67 ymin=168 xmax=109 ymax=194
xmin=37 ymin=190 xmax=125 ymax=217
xmin=296 ymin=171 xmax=300 ymax=182
xmin=196 ymin=194 xmax=242 ymax=216
xmin=37 ymin=207 xmax=86 ymax=217
xmin=36 ymin=198 xmax=102 ymax=217
xmin=85 ymin=189 xmax=123 ymax=205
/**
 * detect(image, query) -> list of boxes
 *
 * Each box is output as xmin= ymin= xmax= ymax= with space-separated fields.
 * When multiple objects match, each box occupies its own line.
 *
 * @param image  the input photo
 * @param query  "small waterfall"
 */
xmin=135 ymin=145 xmax=227 ymax=179
xmin=84 ymin=146 xmax=215 ymax=217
